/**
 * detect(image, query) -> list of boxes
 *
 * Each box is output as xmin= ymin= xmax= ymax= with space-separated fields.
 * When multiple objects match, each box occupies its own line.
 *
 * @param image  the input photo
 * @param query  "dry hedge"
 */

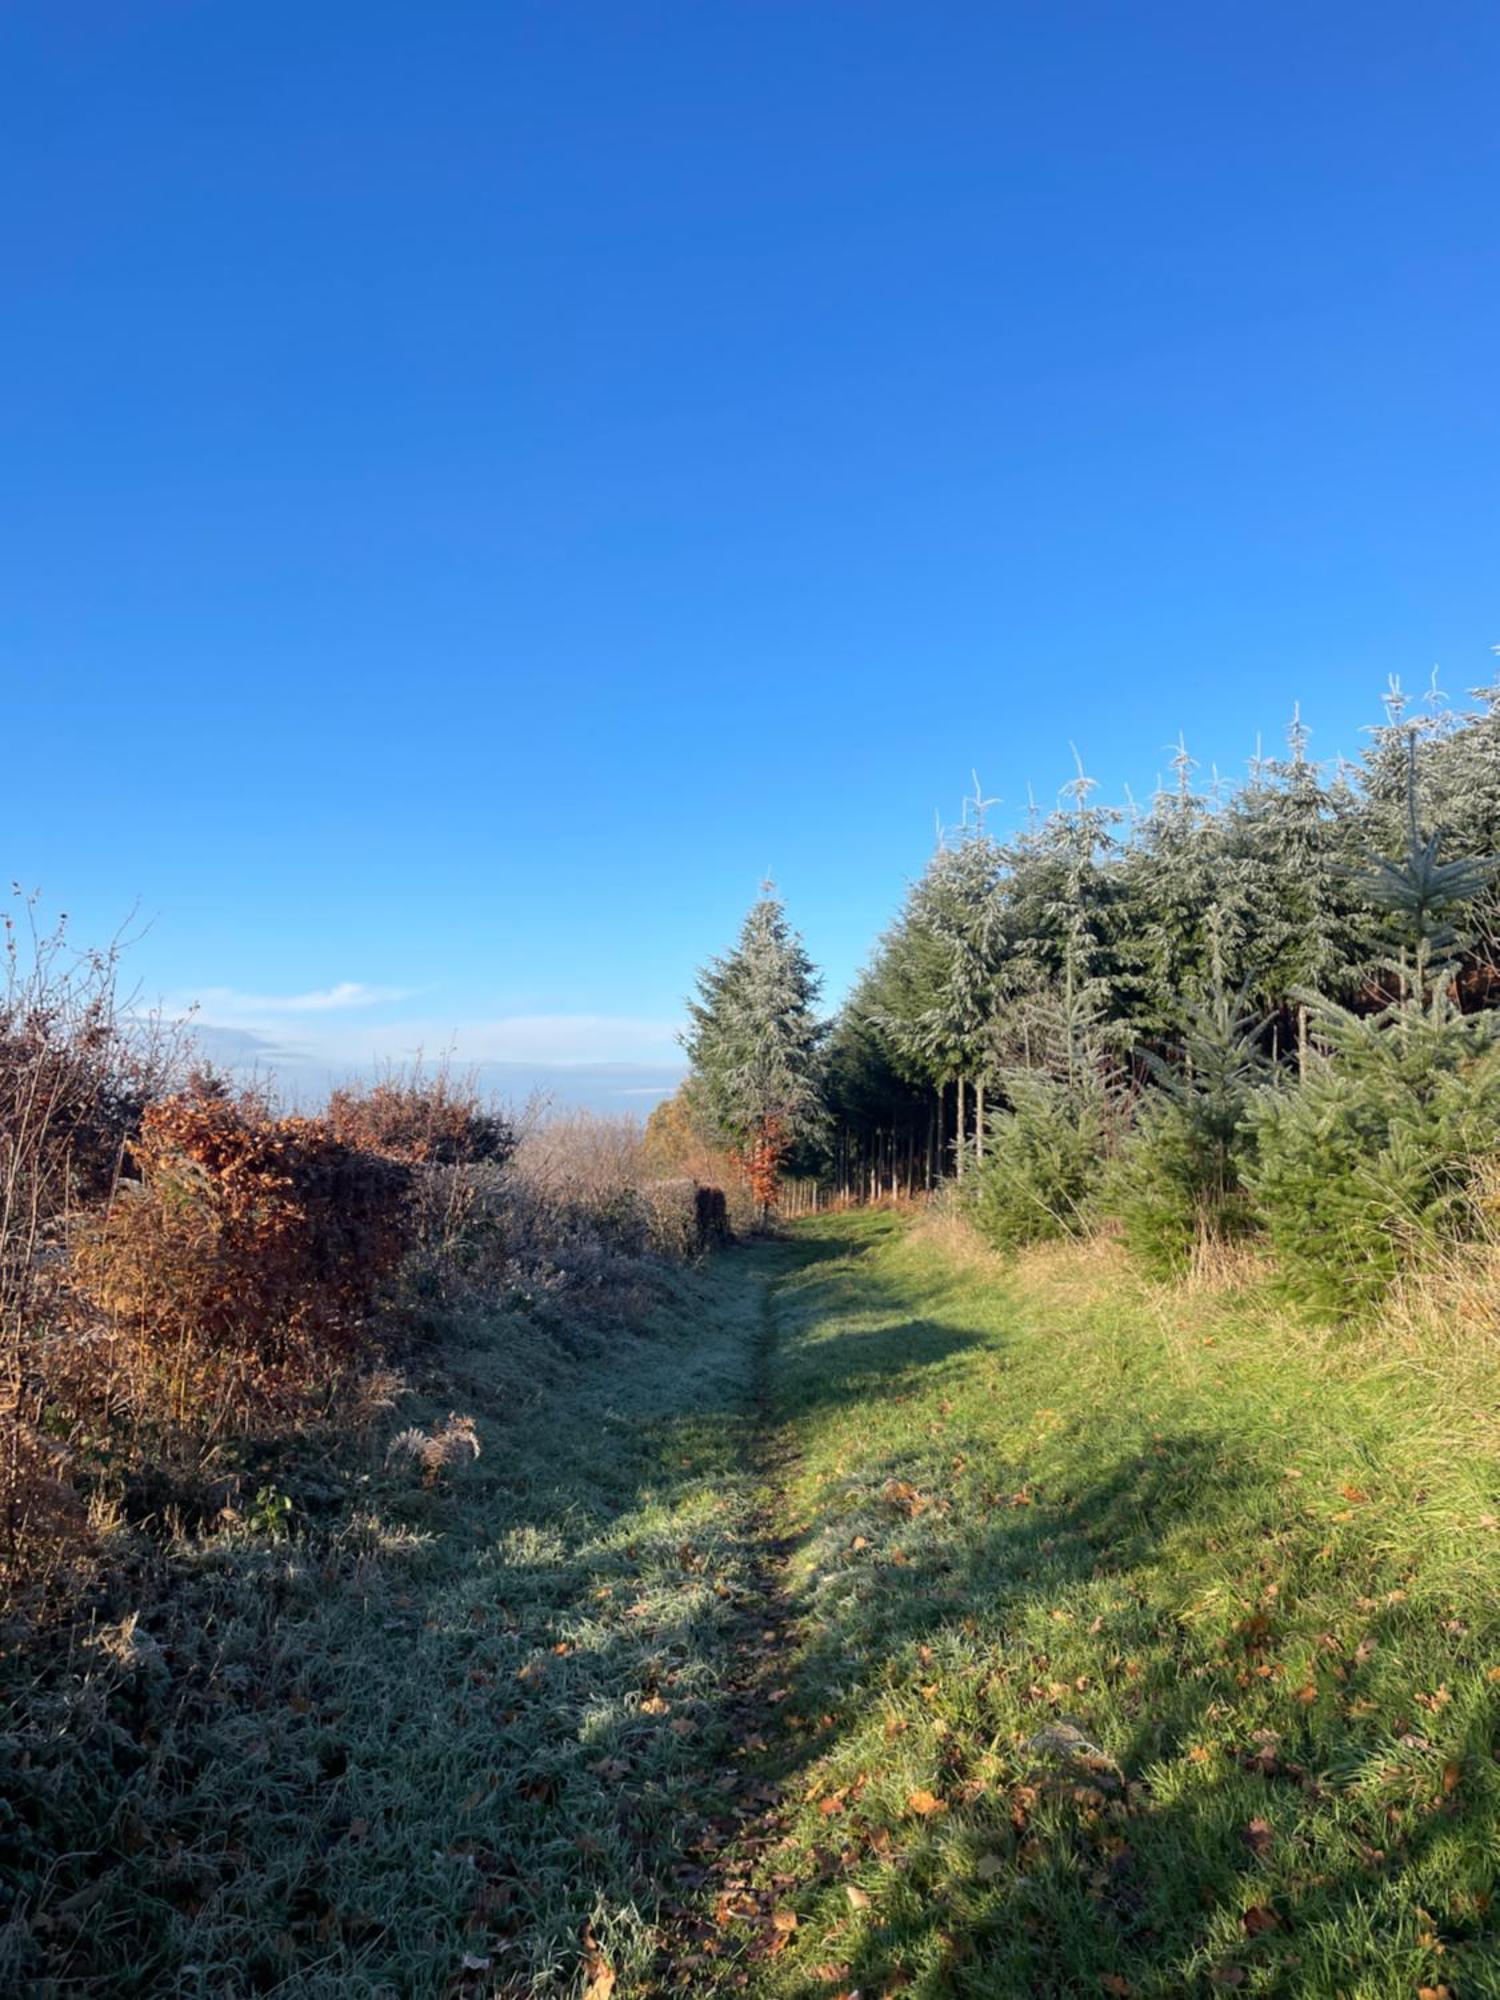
xmin=73 ymin=1079 xmax=412 ymax=1407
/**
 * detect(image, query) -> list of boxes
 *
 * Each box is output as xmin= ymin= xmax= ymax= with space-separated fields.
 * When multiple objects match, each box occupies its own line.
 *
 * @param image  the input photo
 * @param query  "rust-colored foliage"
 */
xmin=326 ymin=1073 xmax=514 ymax=1166
xmin=75 ymin=1077 xmax=412 ymax=1395
xmin=2 ymin=904 xmax=170 ymax=1587
xmin=739 ymin=1115 xmax=790 ymax=1214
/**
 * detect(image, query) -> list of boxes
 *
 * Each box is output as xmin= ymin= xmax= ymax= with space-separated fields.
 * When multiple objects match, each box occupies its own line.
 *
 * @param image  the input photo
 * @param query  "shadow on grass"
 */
xmin=5 ymin=1219 xmax=1481 ymax=1998
xmin=711 ymin=1222 xmax=1488 ymax=1999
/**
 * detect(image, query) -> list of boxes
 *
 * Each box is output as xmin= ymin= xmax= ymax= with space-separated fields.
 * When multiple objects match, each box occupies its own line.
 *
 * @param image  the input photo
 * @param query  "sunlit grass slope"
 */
xmin=723 ymin=1211 xmax=1500 ymax=2000
xmin=9 ymin=1212 xmax=1498 ymax=1998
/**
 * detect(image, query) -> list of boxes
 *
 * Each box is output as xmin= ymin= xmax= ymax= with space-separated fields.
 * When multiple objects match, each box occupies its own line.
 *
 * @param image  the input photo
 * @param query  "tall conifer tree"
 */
xmin=682 ymin=886 xmax=826 ymax=1218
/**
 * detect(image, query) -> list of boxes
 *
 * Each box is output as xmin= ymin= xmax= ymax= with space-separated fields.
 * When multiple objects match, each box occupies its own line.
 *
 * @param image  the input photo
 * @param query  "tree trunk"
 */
xmin=955 ymin=1076 xmax=966 ymax=1178
xmin=975 ymin=1078 xmax=985 ymax=1162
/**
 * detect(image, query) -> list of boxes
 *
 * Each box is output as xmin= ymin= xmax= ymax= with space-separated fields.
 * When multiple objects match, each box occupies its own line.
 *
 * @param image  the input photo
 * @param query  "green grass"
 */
xmin=6 ymin=1213 xmax=1500 ymax=1997
xmin=698 ymin=1213 xmax=1500 ymax=2000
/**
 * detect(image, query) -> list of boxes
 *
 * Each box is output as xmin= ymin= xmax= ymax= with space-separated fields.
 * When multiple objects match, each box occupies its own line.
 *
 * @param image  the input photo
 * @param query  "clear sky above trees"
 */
xmin=3 ymin=1 xmax=1497 ymax=1105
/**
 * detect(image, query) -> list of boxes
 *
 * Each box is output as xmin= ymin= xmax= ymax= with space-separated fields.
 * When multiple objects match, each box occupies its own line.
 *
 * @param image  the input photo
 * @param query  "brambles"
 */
xmin=1 ymin=951 xmax=728 ymax=1610
xmin=644 ymin=1081 xmax=757 ymax=1231
xmin=1 ymin=896 xmax=170 ymax=1588
xmin=73 ymin=1077 xmax=412 ymax=1425
xmin=326 ymin=1065 xmax=514 ymax=1166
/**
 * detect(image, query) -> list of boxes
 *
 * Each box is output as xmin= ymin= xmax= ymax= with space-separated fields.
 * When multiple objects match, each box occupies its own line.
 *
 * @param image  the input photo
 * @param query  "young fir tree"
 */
xmin=682 ymin=886 xmax=826 ymax=1220
xmin=1246 ymin=737 xmax=1500 ymax=1313
xmin=1109 ymin=911 xmax=1269 ymax=1277
xmin=1112 ymin=737 xmax=1226 ymax=1041
xmin=870 ymin=810 xmax=1009 ymax=1175
xmin=966 ymin=935 xmax=1130 ymax=1255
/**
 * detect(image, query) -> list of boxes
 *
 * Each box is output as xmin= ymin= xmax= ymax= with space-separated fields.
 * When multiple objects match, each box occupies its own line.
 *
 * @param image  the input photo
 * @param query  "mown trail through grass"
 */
xmin=680 ymin=1211 xmax=1500 ymax=2000
xmin=9 ymin=1213 xmax=1500 ymax=1999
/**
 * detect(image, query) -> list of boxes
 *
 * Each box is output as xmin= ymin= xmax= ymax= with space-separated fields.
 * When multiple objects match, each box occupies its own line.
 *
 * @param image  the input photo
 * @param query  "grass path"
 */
xmin=687 ymin=1212 xmax=1500 ymax=2000
xmin=8 ymin=1214 xmax=1500 ymax=1998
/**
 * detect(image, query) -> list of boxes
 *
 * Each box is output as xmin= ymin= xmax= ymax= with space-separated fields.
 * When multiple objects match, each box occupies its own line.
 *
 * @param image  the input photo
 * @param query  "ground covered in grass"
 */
xmin=6 ymin=1213 xmax=1499 ymax=1997
xmin=2 ymin=1254 xmax=778 ymax=1998
xmin=687 ymin=1213 xmax=1500 ymax=2000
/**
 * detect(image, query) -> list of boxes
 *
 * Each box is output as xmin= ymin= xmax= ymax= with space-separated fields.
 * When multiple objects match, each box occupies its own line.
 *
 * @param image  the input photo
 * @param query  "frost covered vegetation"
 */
xmin=0 ymin=927 xmax=752 ymax=1990
xmin=6 ymin=675 xmax=1500 ymax=1998
xmin=807 ymin=679 xmax=1500 ymax=1315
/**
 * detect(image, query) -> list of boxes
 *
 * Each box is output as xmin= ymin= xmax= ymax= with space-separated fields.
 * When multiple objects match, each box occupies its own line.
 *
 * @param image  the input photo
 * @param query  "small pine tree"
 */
xmin=865 ymin=801 xmax=1009 ymax=1174
xmin=682 ymin=886 xmax=826 ymax=1220
xmin=1246 ymin=740 xmax=1500 ymax=1313
xmin=966 ymin=955 xmax=1130 ymax=1254
xmin=1109 ymin=922 xmax=1268 ymax=1278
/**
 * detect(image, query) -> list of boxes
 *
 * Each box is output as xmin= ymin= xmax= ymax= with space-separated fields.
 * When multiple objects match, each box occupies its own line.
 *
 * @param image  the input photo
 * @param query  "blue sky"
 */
xmin=4 ymin=2 xmax=1497 ymax=1108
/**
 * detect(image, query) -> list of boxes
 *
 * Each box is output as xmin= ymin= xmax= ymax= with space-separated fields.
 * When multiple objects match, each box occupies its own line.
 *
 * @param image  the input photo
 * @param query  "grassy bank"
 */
xmin=7 ymin=1211 xmax=1499 ymax=1997
xmin=694 ymin=1211 xmax=1500 ymax=2000
xmin=2 ymin=1250 xmax=775 ymax=1997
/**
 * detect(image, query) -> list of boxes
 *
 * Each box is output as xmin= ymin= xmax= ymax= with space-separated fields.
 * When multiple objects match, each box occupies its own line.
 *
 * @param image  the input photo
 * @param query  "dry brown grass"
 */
xmin=1 ymin=898 xmax=173 ymax=1593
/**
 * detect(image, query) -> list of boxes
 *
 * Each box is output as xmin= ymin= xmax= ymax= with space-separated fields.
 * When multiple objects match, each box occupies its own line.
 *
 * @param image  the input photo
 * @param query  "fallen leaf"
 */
xmin=770 ymin=1908 xmax=798 ymax=1932
xmin=1100 ymin=1978 xmax=1132 ymax=1997
xmin=845 ymin=1884 xmax=871 ymax=1910
xmin=582 ymin=1955 xmax=616 ymax=2000
xmin=1243 ymin=1817 xmax=1274 ymax=1858
xmin=907 ymin=1788 xmax=947 ymax=1816
xmin=1241 ymin=1905 xmax=1278 ymax=1936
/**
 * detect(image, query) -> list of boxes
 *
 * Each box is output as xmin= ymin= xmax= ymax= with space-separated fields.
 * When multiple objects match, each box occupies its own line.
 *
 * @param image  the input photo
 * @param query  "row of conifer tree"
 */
xmin=668 ymin=672 xmax=1500 ymax=1306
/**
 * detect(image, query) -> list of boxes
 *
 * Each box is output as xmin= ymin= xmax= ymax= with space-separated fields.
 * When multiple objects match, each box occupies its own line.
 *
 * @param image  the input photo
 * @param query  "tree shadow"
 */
xmin=715 ymin=1238 xmax=1492 ymax=1999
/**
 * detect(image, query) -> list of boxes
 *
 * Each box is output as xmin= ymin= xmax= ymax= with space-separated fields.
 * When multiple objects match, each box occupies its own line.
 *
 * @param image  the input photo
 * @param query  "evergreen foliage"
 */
xmin=1109 ymin=935 xmax=1268 ymax=1277
xmin=1246 ymin=995 xmax=1500 ymax=1313
xmin=1246 ymin=740 xmax=1500 ymax=1311
xmin=966 ymin=972 xmax=1128 ymax=1253
xmin=819 ymin=678 xmax=1500 ymax=1307
xmin=682 ymin=886 xmax=826 ymax=1212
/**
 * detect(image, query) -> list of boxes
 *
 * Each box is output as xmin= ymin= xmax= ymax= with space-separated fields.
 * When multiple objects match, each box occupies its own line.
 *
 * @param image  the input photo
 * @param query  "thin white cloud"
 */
xmin=377 ymin=1015 xmax=684 ymax=1065
xmin=178 ymin=1009 xmax=682 ymax=1069
xmin=183 ymin=981 xmax=413 ymax=1017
